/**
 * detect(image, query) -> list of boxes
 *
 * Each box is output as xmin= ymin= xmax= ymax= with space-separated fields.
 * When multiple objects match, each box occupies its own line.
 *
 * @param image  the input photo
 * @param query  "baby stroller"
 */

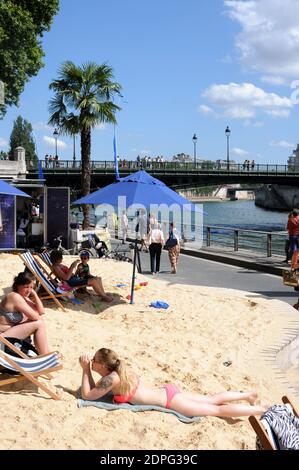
xmin=79 ymin=233 xmax=109 ymax=258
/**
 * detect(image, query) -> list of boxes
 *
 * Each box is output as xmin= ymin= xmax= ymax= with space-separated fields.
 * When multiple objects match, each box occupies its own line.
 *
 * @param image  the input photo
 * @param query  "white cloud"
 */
xmin=261 ymin=75 xmax=287 ymax=86
xmin=33 ymin=121 xmax=51 ymax=131
xmin=141 ymin=149 xmax=151 ymax=155
xmin=231 ymin=147 xmax=250 ymax=156
xmin=201 ymin=82 xmax=292 ymax=119
xmin=225 ymin=0 xmax=299 ymax=78
xmin=265 ymin=109 xmax=290 ymax=117
xmin=269 ymin=140 xmax=295 ymax=148
xmin=0 ymin=138 xmax=8 ymax=147
xmin=198 ymin=104 xmax=214 ymax=115
xmin=43 ymin=135 xmax=68 ymax=149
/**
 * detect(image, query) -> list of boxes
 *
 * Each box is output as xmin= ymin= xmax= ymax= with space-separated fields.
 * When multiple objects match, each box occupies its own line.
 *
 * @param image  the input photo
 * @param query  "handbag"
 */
xmin=165 ymin=231 xmax=178 ymax=249
xmin=282 ymin=269 xmax=299 ymax=287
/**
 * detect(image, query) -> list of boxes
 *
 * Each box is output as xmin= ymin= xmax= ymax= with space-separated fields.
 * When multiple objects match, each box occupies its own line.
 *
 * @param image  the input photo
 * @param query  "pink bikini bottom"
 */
xmin=163 ymin=383 xmax=182 ymax=408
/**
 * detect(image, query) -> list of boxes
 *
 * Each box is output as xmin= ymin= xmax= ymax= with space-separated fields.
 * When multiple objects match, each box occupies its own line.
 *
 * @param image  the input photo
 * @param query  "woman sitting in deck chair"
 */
xmin=50 ymin=250 xmax=113 ymax=302
xmin=0 ymin=272 xmax=50 ymax=355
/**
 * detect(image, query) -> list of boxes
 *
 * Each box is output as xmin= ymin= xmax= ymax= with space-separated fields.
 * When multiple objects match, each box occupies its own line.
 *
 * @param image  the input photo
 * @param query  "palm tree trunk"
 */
xmin=81 ymin=126 xmax=91 ymax=229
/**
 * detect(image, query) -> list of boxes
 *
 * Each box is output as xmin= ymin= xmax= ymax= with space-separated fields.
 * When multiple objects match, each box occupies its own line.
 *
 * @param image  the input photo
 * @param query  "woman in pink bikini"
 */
xmin=79 ymin=347 xmax=267 ymax=418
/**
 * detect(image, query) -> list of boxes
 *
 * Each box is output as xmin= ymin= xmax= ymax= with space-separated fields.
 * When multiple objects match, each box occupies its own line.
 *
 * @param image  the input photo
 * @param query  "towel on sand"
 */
xmin=150 ymin=300 xmax=169 ymax=309
xmin=77 ymin=393 xmax=201 ymax=423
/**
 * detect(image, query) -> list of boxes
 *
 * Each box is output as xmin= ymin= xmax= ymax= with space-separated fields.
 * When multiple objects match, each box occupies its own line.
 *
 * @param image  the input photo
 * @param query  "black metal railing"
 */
xmin=30 ymin=160 xmax=299 ymax=175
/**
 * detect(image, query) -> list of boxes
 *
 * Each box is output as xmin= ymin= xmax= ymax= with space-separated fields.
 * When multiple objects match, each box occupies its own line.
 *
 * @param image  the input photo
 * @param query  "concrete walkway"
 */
xmin=135 ymin=244 xmax=297 ymax=306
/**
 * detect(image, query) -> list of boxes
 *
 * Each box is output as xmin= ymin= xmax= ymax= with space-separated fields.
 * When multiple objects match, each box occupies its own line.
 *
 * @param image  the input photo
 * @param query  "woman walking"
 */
xmin=166 ymin=222 xmax=180 ymax=274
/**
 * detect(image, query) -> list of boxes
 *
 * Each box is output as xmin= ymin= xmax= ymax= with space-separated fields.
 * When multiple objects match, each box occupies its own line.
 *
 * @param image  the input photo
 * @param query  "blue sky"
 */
xmin=1 ymin=0 xmax=299 ymax=164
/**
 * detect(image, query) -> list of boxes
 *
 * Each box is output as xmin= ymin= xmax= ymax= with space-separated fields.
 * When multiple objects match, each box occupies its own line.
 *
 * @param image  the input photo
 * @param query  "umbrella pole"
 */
xmin=130 ymin=237 xmax=138 ymax=304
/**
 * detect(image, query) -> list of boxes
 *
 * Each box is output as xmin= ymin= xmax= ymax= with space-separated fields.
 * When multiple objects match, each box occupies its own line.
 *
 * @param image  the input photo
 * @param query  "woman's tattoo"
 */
xmin=96 ymin=376 xmax=113 ymax=390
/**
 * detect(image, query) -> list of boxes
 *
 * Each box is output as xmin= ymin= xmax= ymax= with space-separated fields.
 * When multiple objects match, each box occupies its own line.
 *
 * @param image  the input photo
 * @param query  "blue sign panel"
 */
xmin=0 ymin=194 xmax=15 ymax=248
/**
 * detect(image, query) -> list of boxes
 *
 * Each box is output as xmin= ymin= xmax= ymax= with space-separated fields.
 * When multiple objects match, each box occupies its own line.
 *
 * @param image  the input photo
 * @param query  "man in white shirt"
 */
xmin=148 ymin=222 xmax=164 ymax=274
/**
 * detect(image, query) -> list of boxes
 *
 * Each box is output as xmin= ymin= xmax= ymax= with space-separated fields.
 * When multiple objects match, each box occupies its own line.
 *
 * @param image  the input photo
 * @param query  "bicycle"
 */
xmin=41 ymin=236 xmax=73 ymax=256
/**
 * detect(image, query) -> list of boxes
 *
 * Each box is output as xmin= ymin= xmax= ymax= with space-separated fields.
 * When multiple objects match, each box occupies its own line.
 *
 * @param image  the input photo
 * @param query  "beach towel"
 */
xmin=77 ymin=393 xmax=201 ymax=423
xmin=150 ymin=300 xmax=169 ymax=309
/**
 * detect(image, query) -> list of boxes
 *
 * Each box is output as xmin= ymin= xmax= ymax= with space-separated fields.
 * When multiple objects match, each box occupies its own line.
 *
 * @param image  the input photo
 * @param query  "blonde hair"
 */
xmin=95 ymin=348 xmax=136 ymax=396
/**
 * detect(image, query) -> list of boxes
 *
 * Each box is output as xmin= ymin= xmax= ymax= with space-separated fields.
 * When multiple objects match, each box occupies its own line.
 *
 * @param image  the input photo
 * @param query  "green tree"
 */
xmin=9 ymin=115 xmax=37 ymax=165
xmin=0 ymin=0 xmax=59 ymax=117
xmin=48 ymin=61 xmax=122 ymax=228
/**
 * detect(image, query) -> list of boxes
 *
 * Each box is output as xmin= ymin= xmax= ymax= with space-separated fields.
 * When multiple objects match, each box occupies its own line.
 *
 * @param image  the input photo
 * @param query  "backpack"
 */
xmin=165 ymin=231 xmax=178 ymax=249
xmin=2 ymin=337 xmax=38 ymax=375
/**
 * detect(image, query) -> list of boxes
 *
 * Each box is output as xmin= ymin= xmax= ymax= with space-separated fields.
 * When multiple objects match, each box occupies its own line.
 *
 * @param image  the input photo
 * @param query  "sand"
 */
xmin=0 ymin=253 xmax=298 ymax=450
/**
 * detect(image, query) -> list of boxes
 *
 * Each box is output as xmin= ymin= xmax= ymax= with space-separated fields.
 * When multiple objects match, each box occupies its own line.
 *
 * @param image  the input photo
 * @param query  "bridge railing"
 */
xmin=35 ymin=160 xmax=296 ymax=174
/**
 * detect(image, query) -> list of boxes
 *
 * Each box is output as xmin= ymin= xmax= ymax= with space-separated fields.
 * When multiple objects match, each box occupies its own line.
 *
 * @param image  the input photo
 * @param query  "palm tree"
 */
xmin=48 ymin=61 xmax=121 ymax=228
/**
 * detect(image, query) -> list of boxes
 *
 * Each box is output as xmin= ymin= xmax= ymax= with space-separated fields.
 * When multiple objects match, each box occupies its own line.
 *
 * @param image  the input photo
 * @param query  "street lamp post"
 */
xmin=73 ymin=134 xmax=76 ymax=167
xmin=225 ymin=126 xmax=231 ymax=170
xmin=53 ymin=128 xmax=59 ymax=158
xmin=192 ymin=133 xmax=198 ymax=167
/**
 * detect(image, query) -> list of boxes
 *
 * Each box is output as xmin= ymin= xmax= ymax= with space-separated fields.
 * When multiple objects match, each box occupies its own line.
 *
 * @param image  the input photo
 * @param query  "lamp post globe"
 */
xmin=225 ymin=126 xmax=231 ymax=170
xmin=192 ymin=133 xmax=198 ymax=166
xmin=53 ymin=128 xmax=59 ymax=158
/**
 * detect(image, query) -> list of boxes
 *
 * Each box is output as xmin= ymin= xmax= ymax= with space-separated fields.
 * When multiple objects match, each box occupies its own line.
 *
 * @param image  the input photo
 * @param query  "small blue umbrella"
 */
xmin=72 ymin=170 xmax=204 ymax=303
xmin=0 ymin=179 xmax=31 ymax=198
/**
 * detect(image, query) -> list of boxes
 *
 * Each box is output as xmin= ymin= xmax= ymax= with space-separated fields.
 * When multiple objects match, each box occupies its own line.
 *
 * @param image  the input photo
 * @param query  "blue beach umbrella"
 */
xmin=0 ymin=179 xmax=31 ymax=198
xmin=72 ymin=170 xmax=202 ymax=210
xmin=72 ymin=170 xmax=204 ymax=303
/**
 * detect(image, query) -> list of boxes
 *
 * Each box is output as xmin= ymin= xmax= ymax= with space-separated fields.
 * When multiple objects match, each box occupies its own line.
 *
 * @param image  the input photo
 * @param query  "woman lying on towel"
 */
xmin=79 ymin=347 xmax=268 ymax=418
xmin=50 ymin=250 xmax=113 ymax=302
xmin=0 ymin=271 xmax=49 ymax=354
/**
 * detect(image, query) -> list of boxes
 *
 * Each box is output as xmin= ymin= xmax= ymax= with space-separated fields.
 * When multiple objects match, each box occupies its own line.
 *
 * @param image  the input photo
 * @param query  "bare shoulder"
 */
xmin=96 ymin=372 xmax=120 ymax=390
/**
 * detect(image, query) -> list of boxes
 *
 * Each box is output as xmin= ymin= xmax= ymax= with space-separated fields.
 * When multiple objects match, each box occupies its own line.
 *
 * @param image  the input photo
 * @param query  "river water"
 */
xmin=200 ymin=199 xmax=288 ymax=255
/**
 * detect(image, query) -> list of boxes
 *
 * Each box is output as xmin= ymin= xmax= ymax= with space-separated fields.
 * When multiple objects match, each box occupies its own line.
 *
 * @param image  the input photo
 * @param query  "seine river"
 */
xmin=200 ymin=199 xmax=288 ymax=255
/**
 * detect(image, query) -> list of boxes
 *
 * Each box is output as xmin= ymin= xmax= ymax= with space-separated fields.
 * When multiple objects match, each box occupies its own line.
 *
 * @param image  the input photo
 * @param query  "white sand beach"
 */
xmin=0 ymin=253 xmax=298 ymax=450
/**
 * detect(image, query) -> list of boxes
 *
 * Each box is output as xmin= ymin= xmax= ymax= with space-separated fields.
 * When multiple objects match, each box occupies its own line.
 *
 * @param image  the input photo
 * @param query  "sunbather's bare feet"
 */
xmin=248 ymin=392 xmax=259 ymax=406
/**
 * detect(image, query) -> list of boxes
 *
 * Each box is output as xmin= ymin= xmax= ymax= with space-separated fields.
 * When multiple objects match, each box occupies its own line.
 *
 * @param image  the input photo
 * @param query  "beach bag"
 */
xmin=165 ymin=231 xmax=178 ymax=249
xmin=282 ymin=269 xmax=299 ymax=287
xmin=2 ymin=337 xmax=38 ymax=375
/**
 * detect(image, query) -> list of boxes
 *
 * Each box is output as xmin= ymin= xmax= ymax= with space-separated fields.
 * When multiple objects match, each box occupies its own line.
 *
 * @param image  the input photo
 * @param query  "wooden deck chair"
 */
xmin=19 ymin=252 xmax=68 ymax=310
xmin=249 ymin=396 xmax=299 ymax=450
xmin=34 ymin=251 xmax=58 ymax=282
xmin=39 ymin=251 xmax=52 ymax=267
xmin=0 ymin=336 xmax=62 ymax=400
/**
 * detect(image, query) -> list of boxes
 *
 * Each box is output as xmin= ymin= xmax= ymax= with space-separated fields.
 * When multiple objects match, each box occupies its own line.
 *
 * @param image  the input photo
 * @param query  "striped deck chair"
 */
xmin=249 ymin=396 xmax=299 ymax=450
xmin=19 ymin=252 xmax=68 ymax=310
xmin=39 ymin=251 xmax=52 ymax=267
xmin=35 ymin=251 xmax=58 ymax=282
xmin=0 ymin=336 xmax=62 ymax=400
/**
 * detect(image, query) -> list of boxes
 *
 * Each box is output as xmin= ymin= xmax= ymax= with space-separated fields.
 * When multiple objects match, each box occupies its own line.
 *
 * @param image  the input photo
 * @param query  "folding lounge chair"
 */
xmin=19 ymin=252 xmax=69 ymax=310
xmin=249 ymin=396 xmax=299 ymax=450
xmin=33 ymin=252 xmax=61 ymax=285
xmin=0 ymin=336 xmax=62 ymax=400
xmin=39 ymin=251 xmax=52 ymax=267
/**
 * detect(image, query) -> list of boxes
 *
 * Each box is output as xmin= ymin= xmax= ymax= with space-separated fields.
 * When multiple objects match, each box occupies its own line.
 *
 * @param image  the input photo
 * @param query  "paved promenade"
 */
xmin=136 ymin=244 xmax=297 ymax=307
